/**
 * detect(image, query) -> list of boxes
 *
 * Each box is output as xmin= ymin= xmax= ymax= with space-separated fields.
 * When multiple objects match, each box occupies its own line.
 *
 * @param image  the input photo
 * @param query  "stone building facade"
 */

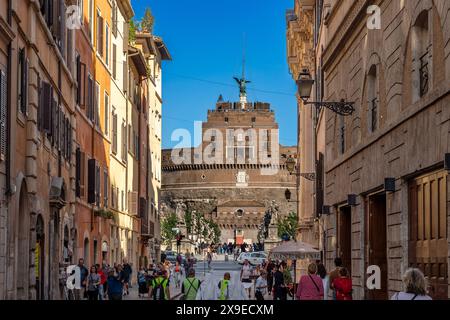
xmin=0 ymin=0 xmax=76 ymax=300
xmin=161 ymin=96 xmax=297 ymax=245
xmin=0 ymin=0 xmax=169 ymax=299
xmin=287 ymin=0 xmax=450 ymax=299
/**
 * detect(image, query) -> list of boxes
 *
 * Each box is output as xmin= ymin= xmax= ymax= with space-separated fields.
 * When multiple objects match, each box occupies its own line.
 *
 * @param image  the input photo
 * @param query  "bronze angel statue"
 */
xmin=233 ymin=77 xmax=251 ymax=96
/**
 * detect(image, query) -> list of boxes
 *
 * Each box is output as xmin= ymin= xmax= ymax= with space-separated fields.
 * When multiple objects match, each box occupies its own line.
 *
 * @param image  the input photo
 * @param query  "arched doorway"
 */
xmin=17 ymin=183 xmax=30 ymax=299
xmin=35 ymin=215 xmax=45 ymax=300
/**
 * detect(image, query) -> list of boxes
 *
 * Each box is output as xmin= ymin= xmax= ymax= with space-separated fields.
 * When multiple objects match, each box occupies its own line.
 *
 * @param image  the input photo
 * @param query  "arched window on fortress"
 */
xmin=367 ymin=65 xmax=378 ymax=133
xmin=412 ymin=10 xmax=430 ymax=101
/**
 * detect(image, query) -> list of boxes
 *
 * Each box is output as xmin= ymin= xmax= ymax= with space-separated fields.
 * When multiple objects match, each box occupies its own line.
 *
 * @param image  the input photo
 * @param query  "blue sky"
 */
xmin=131 ymin=0 xmax=298 ymax=149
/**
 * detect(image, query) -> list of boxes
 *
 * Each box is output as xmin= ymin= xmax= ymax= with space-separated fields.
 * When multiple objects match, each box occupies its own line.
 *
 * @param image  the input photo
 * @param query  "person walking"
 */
xmin=174 ymin=261 xmax=182 ymax=288
xmin=122 ymin=259 xmax=132 ymax=295
xmin=106 ymin=268 xmax=123 ymax=300
xmin=296 ymin=263 xmax=324 ymax=300
xmin=96 ymin=264 xmax=107 ymax=300
xmin=255 ymin=270 xmax=268 ymax=300
xmin=150 ymin=270 xmax=170 ymax=300
xmin=317 ymin=263 xmax=329 ymax=300
xmin=86 ymin=265 xmax=101 ymax=301
xmin=206 ymin=251 xmax=212 ymax=269
xmin=240 ymin=259 xmax=252 ymax=299
xmin=182 ymin=268 xmax=201 ymax=300
xmin=391 ymin=268 xmax=432 ymax=300
xmin=73 ymin=258 xmax=88 ymax=300
xmin=332 ymin=267 xmax=352 ymax=300
xmin=329 ymin=257 xmax=343 ymax=300
xmin=273 ymin=264 xmax=285 ymax=300
xmin=265 ymin=260 xmax=275 ymax=296
xmin=281 ymin=262 xmax=293 ymax=299
xmin=217 ymin=272 xmax=231 ymax=300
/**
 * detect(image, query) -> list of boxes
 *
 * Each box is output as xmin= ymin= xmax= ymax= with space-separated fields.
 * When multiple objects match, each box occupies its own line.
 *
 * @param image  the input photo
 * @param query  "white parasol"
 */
xmin=269 ymin=240 xmax=320 ymax=261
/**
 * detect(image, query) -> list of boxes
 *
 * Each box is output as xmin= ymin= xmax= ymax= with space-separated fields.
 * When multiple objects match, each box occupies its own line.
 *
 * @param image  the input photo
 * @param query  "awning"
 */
xmin=269 ymin=240 xmax=320 ymax=260
xmin=129 ymin=47 xmax=148 ymax=77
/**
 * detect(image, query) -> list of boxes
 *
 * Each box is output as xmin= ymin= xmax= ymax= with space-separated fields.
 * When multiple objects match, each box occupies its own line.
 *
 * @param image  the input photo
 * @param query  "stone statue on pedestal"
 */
xmin=267 ymin=200 xmax=280 ymax=225
xmin=175 ymin=202 xmax=187 ymax=224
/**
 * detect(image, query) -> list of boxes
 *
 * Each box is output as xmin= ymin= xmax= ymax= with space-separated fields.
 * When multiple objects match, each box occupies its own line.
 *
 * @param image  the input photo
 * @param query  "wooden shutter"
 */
xmin=76 ymin=55 xmax=81 ymax=105
xmin=112 ymin=2 xmax=117 ymax=37
xmin=112 ymin=44 xmax=117 ymax=79
xmin=122 ymin=123 xmax=127 ymax=162
xmin=80 ymin=151 xmax=85 ymax=197
xmin=98 ymin=15 xmax=103 ymax=56
xmin=41 ymin=82 xmax=52 ymax=133
xmin=19 ymin=49 xmax=28 ymax=115
xmin=104 ymin=170 xmax=108 ymax=208
xmin=87 ymin=158 xmax=96 ymax=204
xmin=129 ymin=191 xmax=138 ymax=215
xmin=76 ymin=147 xmax=81 ymax=197
xmin=87 ymin=75 xmax=93 ymax=120
xmin=50 ymin=97 xmax=57 ymax=145
xmin=123 ymin=60 xmax=127 ymax=93
xmin=0 ymin=70 xmax=6 ymax=159
xmin=95 ymin=164 xmax=101 ymax=206
xmin=112 ymin=112 xmax=118 ymax=154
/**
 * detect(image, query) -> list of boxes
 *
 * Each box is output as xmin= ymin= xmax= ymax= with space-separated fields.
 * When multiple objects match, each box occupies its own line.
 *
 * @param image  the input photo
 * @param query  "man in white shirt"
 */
xmin=255 ymin=271 xmax=268 ymax=300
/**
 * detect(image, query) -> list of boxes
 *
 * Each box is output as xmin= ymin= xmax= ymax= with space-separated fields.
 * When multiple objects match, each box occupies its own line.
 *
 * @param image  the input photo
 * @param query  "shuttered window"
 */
xmin=18 ymin=48 xmax=28 ymax=115
xmin=76 ymin=54 xmax=86 ymax=107
xmin=80 ymin=150 xmax=86 ymax=197
xmin=112 ymin=1 xmax=118 ymax=37
xmin=87 ymin=74 xmax=94 ymax=121
xmin=94 ymin=82 xmax=100 ymax=126
xmin=41 ymin=81 xmax=52 ymax=133
xmin=95 ymin=164 xmax=101 ymax=207
xmin=121 ymin=122 xmax=127 ymax=163
xmin=112 ymin=111 xmax=118 ymax=154
xmin=103 ymin=169 xmax=108 ymax=208
xmin=97 ymin=12 xmax=103 ymax=56
xmin=0 ymin=70 xmax=7 ymax=160
xmin=128 ymin=191 xmax=138 ymax=215
xmin=112 ymin=44 xmax=117 ymax=80
xmin=104 ymin=92 xmax=109 ymax=135
xmin=87 ymin=158 xmax=97 ymax=204
xmin=76 ymin=147 xmax=81 ymax=197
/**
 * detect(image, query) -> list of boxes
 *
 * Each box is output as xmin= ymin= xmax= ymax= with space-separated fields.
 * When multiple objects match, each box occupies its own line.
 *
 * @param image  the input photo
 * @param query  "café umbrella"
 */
xmin=269 ymin=240 xmax=321 ymax=300
xmin=269 ymin=240 xmax=320 ymax=261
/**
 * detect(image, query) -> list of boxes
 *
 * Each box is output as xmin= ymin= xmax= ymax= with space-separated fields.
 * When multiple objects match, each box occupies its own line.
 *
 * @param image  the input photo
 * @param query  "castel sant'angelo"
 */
xmin=161 ymin=77 xmax=297 ymax=245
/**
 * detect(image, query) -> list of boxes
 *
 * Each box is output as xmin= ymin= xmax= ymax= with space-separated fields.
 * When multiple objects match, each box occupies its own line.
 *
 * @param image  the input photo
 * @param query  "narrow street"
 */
xmin=125 ymin=256 xmax=274 ymax=300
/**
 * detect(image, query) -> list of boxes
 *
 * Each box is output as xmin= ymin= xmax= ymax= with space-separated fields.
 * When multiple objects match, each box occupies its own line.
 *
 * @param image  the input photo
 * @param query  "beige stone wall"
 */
xmin=321 ymin=0 xmax=450 ymax=299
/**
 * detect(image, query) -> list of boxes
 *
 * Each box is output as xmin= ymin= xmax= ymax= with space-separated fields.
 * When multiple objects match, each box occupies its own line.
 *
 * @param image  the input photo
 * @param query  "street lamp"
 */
xmin=285 ymin=155 xmax=315 ymax=181
xmin=296 ymin=69 xmax=355 ymax=116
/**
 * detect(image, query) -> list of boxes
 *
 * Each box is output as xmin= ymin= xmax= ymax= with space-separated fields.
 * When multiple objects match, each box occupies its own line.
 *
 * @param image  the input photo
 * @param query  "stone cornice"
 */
xmin=322 ymin=0 xmax=370 ymax=71
xmin=0 ymin=16 xmax=15 ymax=43
xmin=162 ymin=163 xmax=288 ymax=172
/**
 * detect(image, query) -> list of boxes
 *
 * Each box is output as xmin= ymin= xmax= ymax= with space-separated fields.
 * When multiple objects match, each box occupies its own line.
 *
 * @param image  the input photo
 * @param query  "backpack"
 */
xmin=153 ymin=278 xmax=167 ymax=300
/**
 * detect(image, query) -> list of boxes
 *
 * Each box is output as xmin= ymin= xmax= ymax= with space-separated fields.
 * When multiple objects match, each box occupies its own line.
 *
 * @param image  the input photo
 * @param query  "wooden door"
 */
xmin=365 ymin=193 xmax=388 ymax=300
xmin=409 ymin=171 xmax=448 ymax=299
xmin=338 ymin=205 xmax=352 ymax=275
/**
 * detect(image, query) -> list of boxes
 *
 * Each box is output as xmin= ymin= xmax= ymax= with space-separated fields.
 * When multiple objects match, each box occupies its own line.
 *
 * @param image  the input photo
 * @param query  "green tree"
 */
xmin=161 ymin=212 xmax=178 ymax=245
xmin=141 ymin=8 xmax=154 ymax=33
xmin=129 ymin=19 xmax=137 ymax=43
xmin=278 ymin=212 xmax=299 ymax=240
